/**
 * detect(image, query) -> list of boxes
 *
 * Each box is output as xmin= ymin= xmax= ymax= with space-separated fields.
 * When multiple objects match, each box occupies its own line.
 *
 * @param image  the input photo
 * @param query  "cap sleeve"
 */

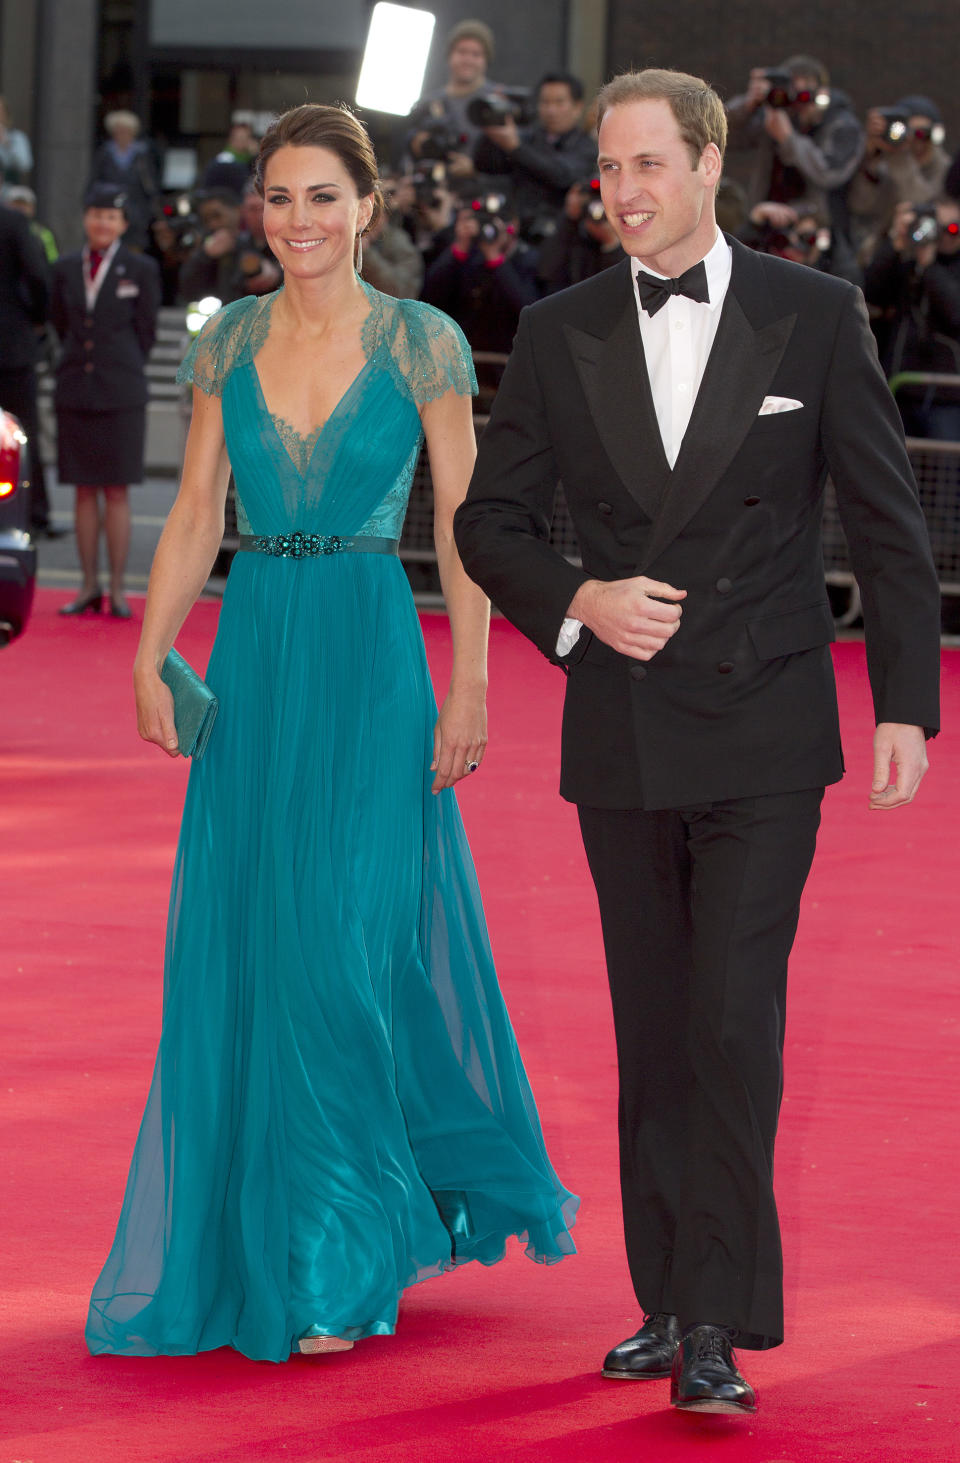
xmin=397 ymin=299 xmax=478 ymax=405
xmin=176 ymin=295 xmax=261 ymax=397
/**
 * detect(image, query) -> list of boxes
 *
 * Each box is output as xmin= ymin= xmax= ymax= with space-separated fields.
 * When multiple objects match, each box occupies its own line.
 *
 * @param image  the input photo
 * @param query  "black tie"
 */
xmin=635 ymin=260 xmax=710 ymax=317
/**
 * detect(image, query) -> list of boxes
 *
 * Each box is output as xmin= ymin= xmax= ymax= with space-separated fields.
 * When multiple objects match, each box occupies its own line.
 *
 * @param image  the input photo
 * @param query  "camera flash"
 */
xmin=357 ymin=4 xmax=436 ymax=116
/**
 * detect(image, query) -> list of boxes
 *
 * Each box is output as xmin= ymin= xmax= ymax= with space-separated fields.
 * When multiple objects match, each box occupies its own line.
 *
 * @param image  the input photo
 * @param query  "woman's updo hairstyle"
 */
xmin=255 ymin=103 xmax=384 ymax=233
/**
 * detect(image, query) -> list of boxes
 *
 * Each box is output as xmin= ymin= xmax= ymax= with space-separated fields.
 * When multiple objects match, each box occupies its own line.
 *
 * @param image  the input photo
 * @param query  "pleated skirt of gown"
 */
xmin=86 ymin=550 xmax=577 ymax=1361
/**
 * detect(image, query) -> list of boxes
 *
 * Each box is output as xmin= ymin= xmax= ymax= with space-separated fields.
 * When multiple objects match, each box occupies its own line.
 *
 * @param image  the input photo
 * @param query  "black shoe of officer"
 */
xmin=601 ymin=1312 xmax=681 ymax=1380
xmin=670 ymin=1324 xmax=757 ymax=1414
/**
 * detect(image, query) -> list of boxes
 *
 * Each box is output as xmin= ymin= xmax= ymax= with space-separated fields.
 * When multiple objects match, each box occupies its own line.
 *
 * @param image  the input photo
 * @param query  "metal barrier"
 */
xmin=218 ymin=357 xmax=960 ymax=613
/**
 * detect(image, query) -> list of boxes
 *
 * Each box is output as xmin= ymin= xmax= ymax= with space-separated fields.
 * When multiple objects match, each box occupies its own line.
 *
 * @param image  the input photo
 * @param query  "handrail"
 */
xmin=888 ymin=371 xmax=960 ymax=400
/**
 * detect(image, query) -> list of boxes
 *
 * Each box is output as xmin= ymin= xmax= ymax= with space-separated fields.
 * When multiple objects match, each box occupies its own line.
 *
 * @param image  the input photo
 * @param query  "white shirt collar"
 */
xmin=630 ymin=230 xmax=732 ymax=312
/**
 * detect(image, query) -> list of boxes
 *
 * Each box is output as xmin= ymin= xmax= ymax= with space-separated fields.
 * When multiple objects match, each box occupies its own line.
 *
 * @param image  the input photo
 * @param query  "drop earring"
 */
xmin=356 ymin=229 xmax=364 ymax=274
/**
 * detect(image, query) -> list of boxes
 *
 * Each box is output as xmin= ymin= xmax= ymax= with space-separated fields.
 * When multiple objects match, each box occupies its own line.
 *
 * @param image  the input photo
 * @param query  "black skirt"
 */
xmin=56 ymin=407 xmax=147 ymax=486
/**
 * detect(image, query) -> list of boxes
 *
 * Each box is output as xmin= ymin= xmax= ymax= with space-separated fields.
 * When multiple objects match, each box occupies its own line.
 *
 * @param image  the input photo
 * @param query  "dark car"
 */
xmin=0 ymin=408 xmax=37 ymax=645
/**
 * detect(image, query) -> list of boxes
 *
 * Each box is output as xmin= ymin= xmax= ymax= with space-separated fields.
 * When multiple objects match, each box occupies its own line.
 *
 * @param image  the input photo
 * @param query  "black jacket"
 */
xmin=51 ymin=246 xmax=161 ymax=412
xmin=0 ymin=203 xmax=49 ymax=371
xmin=473 ymin=124 xmax=599 ymax=233
xmin=421 ymin=243 xmax=539 ymax=354
xmin=863 ymin=238 xmax=960 ymax=377
xmin=455 ymin=238 xmax=940 ymax=809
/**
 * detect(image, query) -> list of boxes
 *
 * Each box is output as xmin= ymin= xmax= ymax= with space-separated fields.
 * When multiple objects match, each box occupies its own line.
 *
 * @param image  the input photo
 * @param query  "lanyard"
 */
xmin=82 ymin=239 xmax=120 ymax=312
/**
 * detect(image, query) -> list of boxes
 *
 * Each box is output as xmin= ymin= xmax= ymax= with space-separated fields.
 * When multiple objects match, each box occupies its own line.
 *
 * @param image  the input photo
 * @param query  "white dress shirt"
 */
xmin=557 ymin=231 xmax=733 ymax=656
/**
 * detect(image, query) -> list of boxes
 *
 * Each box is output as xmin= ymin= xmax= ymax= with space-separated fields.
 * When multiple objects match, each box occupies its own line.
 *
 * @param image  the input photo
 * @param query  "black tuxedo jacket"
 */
xmin=454 ymin=237 xmax=941 ymax=810
xmin=51 ymin=245 xmax=160 ymax=412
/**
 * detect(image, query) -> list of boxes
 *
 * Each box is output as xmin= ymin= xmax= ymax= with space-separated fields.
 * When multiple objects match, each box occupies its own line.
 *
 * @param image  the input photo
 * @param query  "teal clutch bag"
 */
xmin=160 ymin=647 xmax=219 ymax=759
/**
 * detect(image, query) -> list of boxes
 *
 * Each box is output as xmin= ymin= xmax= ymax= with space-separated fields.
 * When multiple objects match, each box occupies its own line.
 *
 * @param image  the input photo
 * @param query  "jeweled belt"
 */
xmin=237 ymin=532 xmax=399 ymax=559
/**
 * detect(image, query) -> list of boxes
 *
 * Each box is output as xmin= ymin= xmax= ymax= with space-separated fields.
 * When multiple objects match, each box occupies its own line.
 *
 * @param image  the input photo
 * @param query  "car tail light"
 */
xmin=0 ymin=411 xmax=26 ymax=499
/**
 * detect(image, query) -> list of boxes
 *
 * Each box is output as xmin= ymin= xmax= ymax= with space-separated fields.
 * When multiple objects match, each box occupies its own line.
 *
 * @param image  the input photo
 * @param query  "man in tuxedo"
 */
xmin=454 ymin=69 xmax=940 ymax=1415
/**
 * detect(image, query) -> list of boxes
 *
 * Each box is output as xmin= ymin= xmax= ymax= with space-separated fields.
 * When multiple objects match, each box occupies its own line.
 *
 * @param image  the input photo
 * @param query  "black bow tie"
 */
xmin=635 ymin=260 xmax=710 ymax=316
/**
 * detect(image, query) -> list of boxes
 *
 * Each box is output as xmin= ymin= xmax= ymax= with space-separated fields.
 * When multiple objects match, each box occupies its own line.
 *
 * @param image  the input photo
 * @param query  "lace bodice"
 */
xmin=178 ymin=283 xmax=476 ymax=410
xmin=176 ymin=283 xmax=476 ymax=544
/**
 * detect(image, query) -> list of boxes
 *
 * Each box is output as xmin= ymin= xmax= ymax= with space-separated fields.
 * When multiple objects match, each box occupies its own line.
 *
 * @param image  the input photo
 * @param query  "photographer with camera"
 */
xmin=471 ymin=73 xmax=598 ymax=243
xmin=177 ymin=187 xmax=276 ymax=306
xmin=406 ymin=20 xmax=499 ymax=182
xmin=739 ymin=198 xmax=851 ymax=278
xmin=726 ymin=56 xmax=863 ymax=278
xmin=850 ymin=97 xmax=951 ymax=259
xmin=537 ymin=176 xmax=624 ymax=293
xmin=359 ymin=173 xmax=424 ymax=299
xmin=421 ymin=193 xmax=538 ymax=357
xmin=863 ymin=194 xmax=960 ymax=439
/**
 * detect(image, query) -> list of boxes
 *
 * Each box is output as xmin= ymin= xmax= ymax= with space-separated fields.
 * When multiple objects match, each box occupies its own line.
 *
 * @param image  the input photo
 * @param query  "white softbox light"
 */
xmin=356 ymin=4 xmax=436 ymax=116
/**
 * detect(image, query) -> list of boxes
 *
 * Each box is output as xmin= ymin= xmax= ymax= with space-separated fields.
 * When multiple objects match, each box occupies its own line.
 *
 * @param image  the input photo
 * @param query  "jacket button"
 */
xmin=717 ymin=660 xmax=735 ymax=674
xmin=716 ymin=577 xmax=732 ymax=594
xmin=597 ymin=501 xmax=613 ymax=515
xmin=84 ymin=363 xmax=94 ymax=373
xmin=84 ymin=340 xmax=94 ymax=350
xmin=85 ymin=316 xmax=93 ymax=326
xmin=743 ymin=495 xmax=760 ymax=506
xmin=630 ymin=665 xmax=647 ymax=681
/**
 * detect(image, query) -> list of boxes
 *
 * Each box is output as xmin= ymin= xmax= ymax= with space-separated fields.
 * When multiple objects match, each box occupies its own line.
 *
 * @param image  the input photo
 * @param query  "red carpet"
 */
xmin=2 ymin=589 xmax=958 ymax=1461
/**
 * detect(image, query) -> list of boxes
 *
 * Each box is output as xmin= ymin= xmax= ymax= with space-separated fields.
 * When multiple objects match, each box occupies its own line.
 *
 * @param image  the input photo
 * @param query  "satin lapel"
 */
xmin=639 ymin=285 xmax=796 ymax=571
xmin=563 ymin=286 xmax=669 ymax=520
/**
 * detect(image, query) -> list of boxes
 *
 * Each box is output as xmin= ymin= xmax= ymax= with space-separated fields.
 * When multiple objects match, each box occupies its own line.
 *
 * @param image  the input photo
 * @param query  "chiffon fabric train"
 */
xmin=86 ymin=284 xmax=577 ymax=1362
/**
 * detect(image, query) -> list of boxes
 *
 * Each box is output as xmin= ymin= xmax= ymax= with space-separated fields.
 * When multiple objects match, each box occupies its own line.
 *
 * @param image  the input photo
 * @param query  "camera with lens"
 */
xmin=465 ymin=88 xmax=535 ymax=129
xmin=763 ymin=69 xmax=824 ymax=110
xmin=154 ymin=195 xmax=200 ymax=251
xmin=910 ymin=204 xmax=940 ymax=246
xmin=763 ymin=69 xmax=797 ymax=109
xmin=409 ymin=99 xmax=468 ymax=162
xmin=469 ymin=192 xmax=511 ymax=242
xmin=875 ymin=106 xmax=910 ymax=144
xmin=412 ymin=162 xmax=449 ymax=211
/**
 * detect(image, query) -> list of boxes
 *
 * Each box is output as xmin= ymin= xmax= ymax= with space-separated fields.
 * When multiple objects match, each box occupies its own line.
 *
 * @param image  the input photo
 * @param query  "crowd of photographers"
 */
xmin=9 ymin=23 xmax=956 ymax=440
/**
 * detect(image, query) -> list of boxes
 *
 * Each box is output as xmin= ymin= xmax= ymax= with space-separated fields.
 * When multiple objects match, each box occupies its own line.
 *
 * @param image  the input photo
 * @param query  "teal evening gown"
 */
xmin=85 ymin=284 xmax=577 ymax=1363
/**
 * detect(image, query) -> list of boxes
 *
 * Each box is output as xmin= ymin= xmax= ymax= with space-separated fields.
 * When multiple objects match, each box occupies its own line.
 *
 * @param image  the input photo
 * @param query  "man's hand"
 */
xmin=889 ymin=200 xmax=915 ymax=253
xmin=203 ymin=227 xmax=236 ymax=259
xmin=764 ymin=108 xmax=794 ymax=144
xmin=568 ymin=577 xmax=686 ymax=661
xmin=870 ymin=722 xmax=928 ymax=809
xmin=483 ymin=118 xmax=520 ymax=153
xmin=745 ymin=68 xmax=771 ymax=111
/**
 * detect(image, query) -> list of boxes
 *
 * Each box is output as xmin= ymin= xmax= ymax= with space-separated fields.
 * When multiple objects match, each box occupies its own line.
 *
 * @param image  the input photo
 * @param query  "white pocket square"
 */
xmin=758 ymin=395 xmax=803 ymax=415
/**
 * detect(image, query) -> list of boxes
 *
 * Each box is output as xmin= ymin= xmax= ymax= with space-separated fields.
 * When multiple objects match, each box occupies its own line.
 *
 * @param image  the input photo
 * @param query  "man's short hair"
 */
xmin=538 ymin=73 xmax=584 ymax=104
xmin=194 ymin=187 xmax=241 ymax=211
xmin=782 ymin=55 xmax=829 ymax=88
xmin=596 ymin=68 xmax=727 ymax=166
xmin=446 ymin=20 xmax=494 ymax=66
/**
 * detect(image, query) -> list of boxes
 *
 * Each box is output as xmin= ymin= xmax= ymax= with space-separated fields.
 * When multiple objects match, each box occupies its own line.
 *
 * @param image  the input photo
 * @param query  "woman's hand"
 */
xmin=431 ymin=685 xmax=487 ymax=793
xmin=134 ymin=661 xmax=180 ymax=757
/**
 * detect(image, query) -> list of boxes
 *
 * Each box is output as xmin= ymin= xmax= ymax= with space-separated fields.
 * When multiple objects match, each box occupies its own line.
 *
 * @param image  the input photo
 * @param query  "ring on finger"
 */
xmin=466 ymin=759 xmax=480 ymax=774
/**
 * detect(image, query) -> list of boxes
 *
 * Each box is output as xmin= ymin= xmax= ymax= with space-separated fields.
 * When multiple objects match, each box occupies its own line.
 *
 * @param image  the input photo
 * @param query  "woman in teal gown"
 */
xmin=85 ymin=105 xmax=576 ymax=1364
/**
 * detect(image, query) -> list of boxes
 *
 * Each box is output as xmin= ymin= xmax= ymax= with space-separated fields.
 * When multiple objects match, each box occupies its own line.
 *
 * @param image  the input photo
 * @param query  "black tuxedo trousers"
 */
xmin=579 ymin=790 xmax=823 ymax=1348
xmin=455 ymin=240 xmax=941 ymax=1349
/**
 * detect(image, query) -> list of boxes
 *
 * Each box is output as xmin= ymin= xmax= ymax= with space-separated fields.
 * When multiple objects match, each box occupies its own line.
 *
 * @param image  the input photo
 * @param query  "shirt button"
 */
xmin=743 ymin=495 xmax=761 ymax=506
xmin=716 ymin=577 xmax=732 ymax=594
xmin=597 ymin=500 xmax=613 ymax=515
xmin=717 ymin=660 xmax=735 ymax=674
xmin=630 ymin=665 xmax=647 ymax=682
xmin=674 ymin=319 xmax=685 ymax=330
xmin=83 ymin=363 xmax=94 ymax=373
xmin=678 ymin=382 xmax=689 ymax=393
xmin=84 ymin=340 xmax=93 ymax=350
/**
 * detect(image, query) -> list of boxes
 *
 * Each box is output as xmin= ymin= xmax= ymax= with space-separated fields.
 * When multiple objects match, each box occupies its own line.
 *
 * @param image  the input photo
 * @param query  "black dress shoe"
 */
xmin=670 ymin=1325 xmax=756 ymax=1414
xmin=601 ymin=1312 xmax=681 ymax=1380
xmin=109 ymin=596 xmax=133 ymax=620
